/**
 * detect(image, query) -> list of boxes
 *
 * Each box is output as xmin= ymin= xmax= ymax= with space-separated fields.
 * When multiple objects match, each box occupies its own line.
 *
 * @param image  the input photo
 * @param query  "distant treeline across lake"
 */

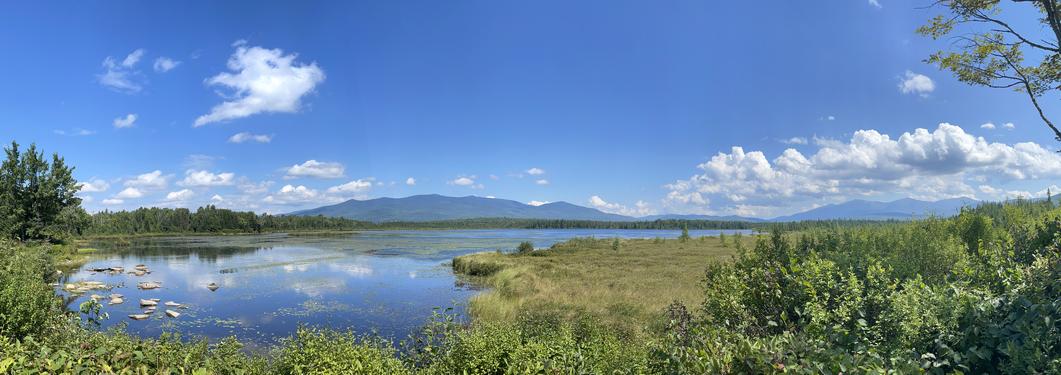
xmin=82 ymin=205 xmax=913 ymax=236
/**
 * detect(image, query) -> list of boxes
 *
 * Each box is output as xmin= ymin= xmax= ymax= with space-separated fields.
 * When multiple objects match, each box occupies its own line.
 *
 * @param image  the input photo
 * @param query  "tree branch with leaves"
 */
xmin=918 ymin=0 xmax=1061 ymax=142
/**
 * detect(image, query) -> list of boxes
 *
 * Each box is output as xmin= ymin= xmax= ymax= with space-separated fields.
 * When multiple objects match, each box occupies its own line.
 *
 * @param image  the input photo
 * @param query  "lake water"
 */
xmin=59 ymin=229 xmax=750 ymax=348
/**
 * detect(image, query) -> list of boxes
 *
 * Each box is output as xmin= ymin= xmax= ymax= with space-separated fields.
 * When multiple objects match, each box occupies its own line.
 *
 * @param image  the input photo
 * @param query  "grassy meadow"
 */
xmin=452 ymin=235 xmax=755 ymax=334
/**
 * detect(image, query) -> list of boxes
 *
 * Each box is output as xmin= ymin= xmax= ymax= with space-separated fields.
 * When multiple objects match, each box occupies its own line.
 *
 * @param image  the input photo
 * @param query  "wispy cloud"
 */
xmin=113 ymin=113 xmax=137 ymax=128
xmin=153 ymin=57 xmax=180 ymax=73
xmin=228 ymin=132 xmax=273 ymax=143
xmin=98 ymin=49 xmax=146 ymax=93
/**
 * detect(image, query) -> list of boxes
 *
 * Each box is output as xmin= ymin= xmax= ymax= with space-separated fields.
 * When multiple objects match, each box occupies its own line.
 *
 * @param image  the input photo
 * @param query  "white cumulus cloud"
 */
xmin=527 ymin=200 xmax=550 ymax=206
xmin=165 ymin=189 xmax=194 ymax=201
xmin=535 ymin=179 xmax=550 ymax=185
xmin=284 ymin=160 xmax=344 ymax=179
xmin=405 ymin=177 xmax=416 ymax=186
xmin=588 ymin=196 xmax=654 ymax=216
xmin=124 ymin=170 xmax=168 ymax=189
xmin=101 ymin=198 xmax=124 ymax=205
xmin=899 ymin=70 xmax=935 ymax=97
xmin=78 ymin=179 xmax=110 ymax=193
xmin=326 ymin=179 xmax=374 ymax=195
xmin=526 ymin=167 xmax=545 ymax=175
xmin=981 ymin=123 xmax=996 ymax=130
xmin=664 ymin=123 xmax=1061 ymax=217
xmin=449 ymin=176 xmax=483 ymax=189
xmin=263 ymin=184 xmax=338 ymax=205
xmin=115 ymin=187 xmax=144 ymax=199
xmin=194 ymin=42 xmax=325 ymax=126
xmin=180 ymin=170 xmax=235 ymax=187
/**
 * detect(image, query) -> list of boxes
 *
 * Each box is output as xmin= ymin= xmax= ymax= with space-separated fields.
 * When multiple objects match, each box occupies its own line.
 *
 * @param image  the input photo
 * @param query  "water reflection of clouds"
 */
xmin=327 ymin=263 xmax=374 ymax=278
xmin=290 ymin=278 xmax=348 ymax=298
xmin=282 ymin=264 xmax=311 ymax=273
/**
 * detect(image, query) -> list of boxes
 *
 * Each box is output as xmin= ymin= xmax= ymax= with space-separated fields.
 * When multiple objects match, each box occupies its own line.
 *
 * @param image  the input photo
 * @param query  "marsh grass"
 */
xmin=453 ymin=235 xmax=755 ymax=335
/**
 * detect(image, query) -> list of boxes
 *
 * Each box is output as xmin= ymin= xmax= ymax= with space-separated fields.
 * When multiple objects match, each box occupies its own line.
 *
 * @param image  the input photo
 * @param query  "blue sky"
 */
xmin=1 ymin=1 xmax=1059 ymax=218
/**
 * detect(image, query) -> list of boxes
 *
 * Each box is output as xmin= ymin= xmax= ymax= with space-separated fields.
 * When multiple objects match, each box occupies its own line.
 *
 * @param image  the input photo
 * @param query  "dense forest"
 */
xmin=84 ymin=205 xmax=935 ymax=234
xmin=84 ymin=207 xmax=761 ymax=234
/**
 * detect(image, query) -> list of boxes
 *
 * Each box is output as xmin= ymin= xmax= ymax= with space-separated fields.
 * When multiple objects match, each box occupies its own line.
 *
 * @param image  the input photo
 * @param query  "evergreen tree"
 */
xmin=679 ymin=223 xmax=690 ymax=242
xmin=0 ymin=141 xmax=83 ymax=241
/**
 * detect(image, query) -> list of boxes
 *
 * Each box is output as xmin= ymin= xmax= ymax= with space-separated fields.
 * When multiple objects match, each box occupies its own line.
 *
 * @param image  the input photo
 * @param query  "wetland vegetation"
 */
xmin=1 ymin=141 xmax=1060 ymax=373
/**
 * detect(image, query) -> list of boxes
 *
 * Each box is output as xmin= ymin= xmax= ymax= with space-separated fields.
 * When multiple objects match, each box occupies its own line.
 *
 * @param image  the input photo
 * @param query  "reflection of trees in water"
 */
xmin=88 ymin=241 xmax=270 ymax=264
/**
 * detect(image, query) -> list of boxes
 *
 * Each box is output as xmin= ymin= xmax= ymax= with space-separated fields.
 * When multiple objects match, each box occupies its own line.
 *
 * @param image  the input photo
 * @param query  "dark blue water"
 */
xmin=59 ymin=229 xmax=750 ymax=347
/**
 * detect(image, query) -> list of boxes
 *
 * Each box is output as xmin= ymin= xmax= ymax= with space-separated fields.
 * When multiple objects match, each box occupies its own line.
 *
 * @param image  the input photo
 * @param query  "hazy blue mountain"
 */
xmin=638 ymin=214 xmax=764 ymax=222
xmin=769 ymin=197 xmax=978 ymax=222
xmin=292 ymin=194 xmax=981 ymax=223
xmin=290 ymin=194 xmax=631 ymax=222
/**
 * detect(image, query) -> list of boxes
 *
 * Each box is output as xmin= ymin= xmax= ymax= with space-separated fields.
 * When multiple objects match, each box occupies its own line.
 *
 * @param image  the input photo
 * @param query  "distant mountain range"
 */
xmin=291 ymin=194 xmax=630 ymax=222
xmin=291 ymin=194 xmax=979 ymax=222
xmin=768 ymin=197 xmax=978 ymax=222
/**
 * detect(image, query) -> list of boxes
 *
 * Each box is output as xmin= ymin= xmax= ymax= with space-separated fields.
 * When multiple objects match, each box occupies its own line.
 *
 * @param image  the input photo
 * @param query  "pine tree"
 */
xmin=679 ymin=223 xmax=690 ymax=242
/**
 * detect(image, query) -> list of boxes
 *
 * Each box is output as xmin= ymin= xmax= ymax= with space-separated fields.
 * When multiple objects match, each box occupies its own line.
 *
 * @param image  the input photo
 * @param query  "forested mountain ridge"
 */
xmin=291 ymin=194 xmax=986 ymax=223
xmin=290 ymin=194 xmax=631 ymax=222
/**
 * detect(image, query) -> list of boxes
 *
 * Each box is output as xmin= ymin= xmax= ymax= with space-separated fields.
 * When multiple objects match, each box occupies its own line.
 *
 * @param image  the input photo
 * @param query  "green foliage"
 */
xmin=671 ymin=205 xmax=1061 ymax=373
xmin=0 ymin=241 xmax=62 ymax=340
xmin=272 ymin=328 xmax=408 ymax=374
xmin=516 ymin=241 xmax=534 ymax=254
xmin=0 ymin=142 xmax=84 ymax=242
xmin=611 ymin=238 xmax=620 ymax=251
xmin=918 ymin=1 xmax=1061 ymax=142
xmin=679 ymin=223 xmax=690 ymax=242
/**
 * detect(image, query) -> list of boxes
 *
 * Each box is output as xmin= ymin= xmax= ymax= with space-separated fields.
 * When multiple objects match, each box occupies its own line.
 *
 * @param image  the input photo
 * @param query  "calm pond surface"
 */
xmin=59 ymin=229 xmax=751 ymax=348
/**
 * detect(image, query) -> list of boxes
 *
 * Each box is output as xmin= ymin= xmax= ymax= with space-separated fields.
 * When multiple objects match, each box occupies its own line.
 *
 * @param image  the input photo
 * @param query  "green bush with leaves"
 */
xmin=0 ymin=241 xmax=62 ymax=340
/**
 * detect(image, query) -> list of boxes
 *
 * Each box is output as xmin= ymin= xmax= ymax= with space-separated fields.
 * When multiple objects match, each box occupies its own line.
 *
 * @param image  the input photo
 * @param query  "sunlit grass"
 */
xmin=453 ymin=235 xmax=754 ymax=335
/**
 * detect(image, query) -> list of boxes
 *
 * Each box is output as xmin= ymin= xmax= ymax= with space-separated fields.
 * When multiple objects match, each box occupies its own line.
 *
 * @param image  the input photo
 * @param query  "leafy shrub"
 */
xmin=272 ymin=327 xmax=408 ymax=374
xmin=516 ymin=241 xmax=534 ymax=254
xmin=0 ymin=242 xmax=62 ymax=340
